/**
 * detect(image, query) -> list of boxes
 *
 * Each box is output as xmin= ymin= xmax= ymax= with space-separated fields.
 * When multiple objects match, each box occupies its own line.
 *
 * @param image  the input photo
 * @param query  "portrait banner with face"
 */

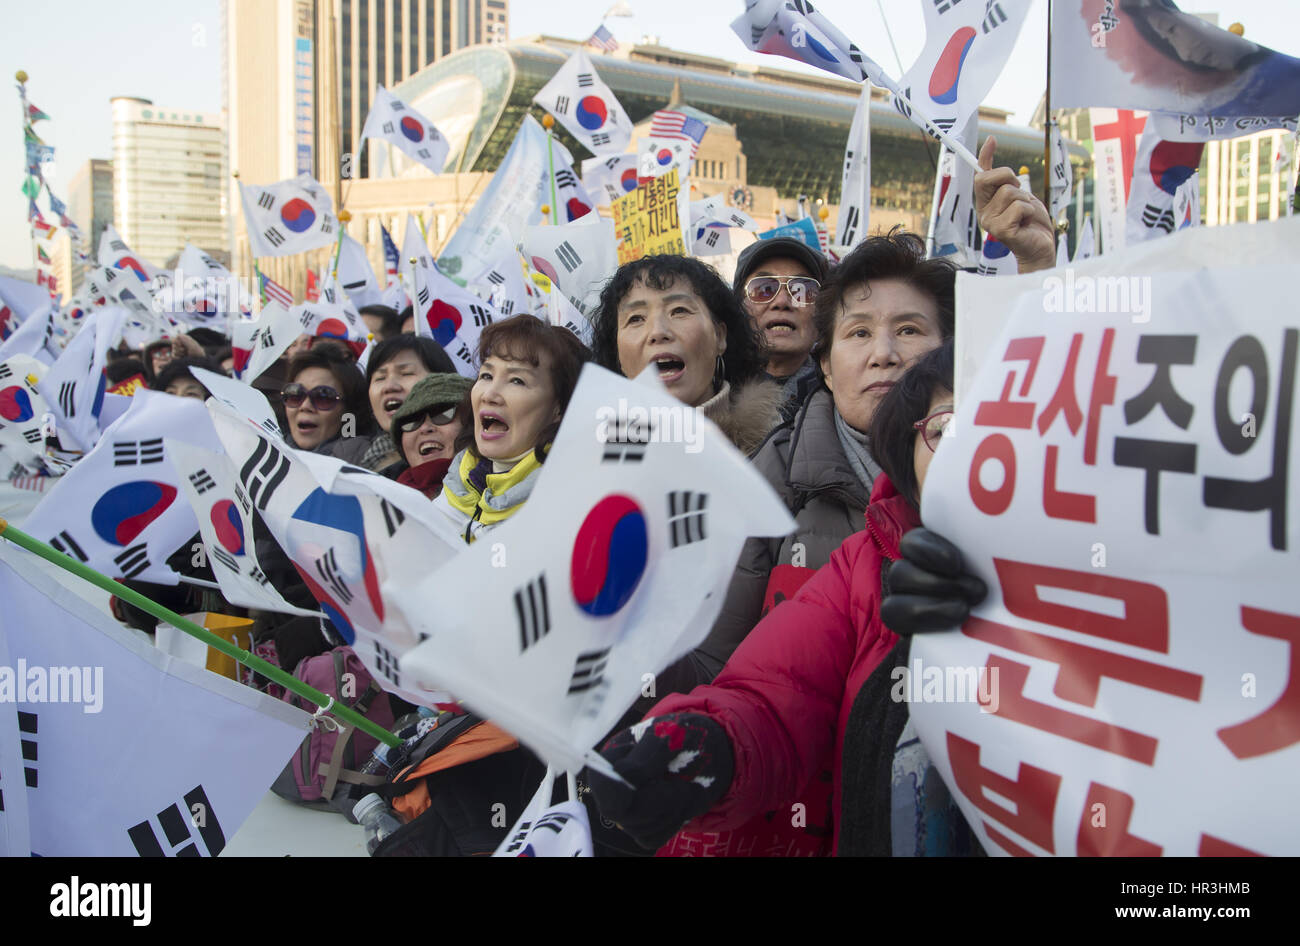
xmin=921 ymin=258 xmax=1300 ymax=856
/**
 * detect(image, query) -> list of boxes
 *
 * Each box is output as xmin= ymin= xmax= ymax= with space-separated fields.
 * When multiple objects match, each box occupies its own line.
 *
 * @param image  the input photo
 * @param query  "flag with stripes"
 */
xmin=393 ymin=364 xmax=796 ymax=776
xmin=258 ymin=269 xmax=294 ymax=309
xmin=380 ymin=224 xmax=400 ymax=277
xmin=585 ymin=24 xmax=619 ymax=53
xmin=0 ymin=546 xmax=307 ymax=857
xmin=648 ymin=110 xmax=708 ymax=158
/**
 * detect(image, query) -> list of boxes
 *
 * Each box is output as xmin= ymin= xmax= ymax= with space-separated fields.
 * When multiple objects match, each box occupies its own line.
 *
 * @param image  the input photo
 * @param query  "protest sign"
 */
xmin=611 ymin=168 xmax=687 ymax=264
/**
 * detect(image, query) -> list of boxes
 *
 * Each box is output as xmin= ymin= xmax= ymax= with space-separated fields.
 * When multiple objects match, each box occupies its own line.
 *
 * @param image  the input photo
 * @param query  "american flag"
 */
xmin=649 ymin=110 xmax=708 ymax=158
xmin=258 ymin=269 xmax=294 ymax=308
xmin=381 ymin=224 xmax=400 ymax=278
xmin=586 ymin=25 xmax=619 ymax=53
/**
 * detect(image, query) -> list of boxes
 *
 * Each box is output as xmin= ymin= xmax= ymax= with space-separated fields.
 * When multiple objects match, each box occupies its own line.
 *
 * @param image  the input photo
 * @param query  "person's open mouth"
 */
xmin=652 ymin=354 xmax=686 ymax=384
xmin=479 ymin=411 xmax=509 ymax=441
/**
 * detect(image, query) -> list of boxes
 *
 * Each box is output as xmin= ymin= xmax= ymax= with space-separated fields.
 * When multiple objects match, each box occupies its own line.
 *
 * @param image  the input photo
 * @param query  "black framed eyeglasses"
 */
xmin=398 ymin=405 xmax=458 ymax=433
xmin=913 ymin=410 xmax=954 ymax=453
xmin=281 ymin=383 xmax=342 ymax=410
xmin=744 ymin=275 xmax=820 ymax=306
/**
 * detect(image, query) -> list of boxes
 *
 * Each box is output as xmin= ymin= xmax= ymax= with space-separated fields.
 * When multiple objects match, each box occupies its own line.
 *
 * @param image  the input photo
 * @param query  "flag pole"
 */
xmin=542 ymin=113 xmax=560 ymax=225
xmin=0 ymin=516 xmax=402 ymax=748
xmin=1043 ymin=0 xmax=1054 ymax=210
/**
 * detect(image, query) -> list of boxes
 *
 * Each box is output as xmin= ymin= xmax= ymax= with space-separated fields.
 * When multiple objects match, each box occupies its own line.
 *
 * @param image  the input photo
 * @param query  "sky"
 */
xmin=3 ymin=0 xmax=1298 ymax=270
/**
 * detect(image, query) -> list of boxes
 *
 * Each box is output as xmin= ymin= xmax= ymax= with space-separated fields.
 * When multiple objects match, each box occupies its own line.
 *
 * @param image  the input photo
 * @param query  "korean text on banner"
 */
xmin=611 ymin=169 xmax=686 ymax=264
xmin=914 ymin=260 xmax=1300 ymax=857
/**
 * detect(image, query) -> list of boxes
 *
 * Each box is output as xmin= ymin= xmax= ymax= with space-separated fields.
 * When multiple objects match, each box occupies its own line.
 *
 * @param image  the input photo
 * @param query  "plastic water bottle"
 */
xmin=353 ymin=793 xmax=404 ymax=855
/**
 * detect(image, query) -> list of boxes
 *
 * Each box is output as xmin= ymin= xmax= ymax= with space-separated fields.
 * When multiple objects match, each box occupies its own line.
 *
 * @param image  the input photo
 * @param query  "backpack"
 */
xmin=271 ymin=646 xmax=396 ymax=809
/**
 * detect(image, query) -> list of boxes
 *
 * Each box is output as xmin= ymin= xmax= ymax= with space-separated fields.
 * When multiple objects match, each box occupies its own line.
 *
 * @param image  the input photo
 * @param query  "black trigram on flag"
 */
xmin=19 ymin=711 xmax=37 ymax=788
xmin=514 ymin=573 xmax=551 ymax=652
xmin=260 ymin=327 xmax=277 ymax=348
xmin=128 ymin=784 xmax=226 ymax=857
xmin=343 ymin=278 xmax=368 ymax=292
xmin=555 ymin=241 xmax=582 ymax=273
xmin=298 ymin=308 xmax=317 ymax=328
xmin=22 ymin=428 xmax=41 ymax=445
xmin=577 ymin=72 xmax=595 ymax=88
xmin=240 ymin=439 xmax=292 ymax=511
xmin=113 ymin=438 xmax=165 ymax=466
xmin=189 ymin=469 xmax=217 ymax=495
xmin=379 ymin=498 xmax=405 ymax=537
xmin=452 ymin=342 xmax=473 ymax=365
xmin=416 ymin=147 xmax=432 ymax=160
xmin=703 ymin=230 xmax=721 ymax=248
xmin=382 ymin=120 xmax=395 ymax=135
xmin=248 ymin=564 xmax=271 ymax=587
xmin=485 ymin=269 xmax=506 ymax=286
xmin=0 ymin=363 xmax=11 ymax=380
xmin=373 ymin=641 xmax=400 ymax=686
xmin=591 ymin=132 xmax=610 ymax=147
xmin=257 ymin=192 xmax=275 ymax=210
xmin=981 ymin=0 xmax=1007 ymax=32
xmin=555 ymin=95 xmax=571 ymax=115
xmin=750 ymin=24 xmax=765 ymax=44
xmin=567 ymin=648 xmax=611 ymax=694
xmin=114 ymin=543 xmax=151 ymax=579
xmin=417 ymin=286 xmax=431 ymax=308
xmin=1141 ymin=204 xmax=1176 ymax=234
xmin=314 ymin=548 xmax=354 ymax=604
xmin=58 ymin=381 xmax=76 ymax=418
xmin=934 ymin=0 xmax=964 ymax=12
xmin=110 ymin=239 xmax=128 ymax=252
xmin=468 ymin=303 xmax=493 ymax=328
xmin=209 ymin=544 xmax=239 ymax=574
xmin=602 ymin=420 xmax=651 ymax=463
xmin=263 ymin=227 xmax=287 ymax=248
xmin=390 ymin=101 xmax=405 ymax=112
xmin=555 ymin=169 xmax=578 ymax=191
xmin=840 ymin=206 xmax=861 ymax=244
xmin=667 ymin=491 xmax=708 ymax=548
xmin=51 ymin=530 xmax=88 ymax=562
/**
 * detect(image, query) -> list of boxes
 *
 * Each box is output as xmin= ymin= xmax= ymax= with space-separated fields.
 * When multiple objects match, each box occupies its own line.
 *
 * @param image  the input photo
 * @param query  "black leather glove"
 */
xmin=584 ymin=712 xmax=734 ymax=851
xmin=880 ymin=528 xmax=987 ymax=635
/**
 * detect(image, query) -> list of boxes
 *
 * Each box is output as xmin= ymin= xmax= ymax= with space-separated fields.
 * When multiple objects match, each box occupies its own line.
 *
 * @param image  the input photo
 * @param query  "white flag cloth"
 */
xmin=293 ymin=300 xmax=369 ymax=356
xmin=229 ymin=301 xmax=303 ymax=383
xmin=552 ymin=163 xmax=597 ymax=224
xmin=190 ymin=366 xmax=282 ymax=442
xmin=161 ymin=244 xmax=254 ymax=328
xmin=1051 ymin=0 xmax=1300 ymax=141
xmin=892 ymin=0 xmax=1030 ymax=139
xmin=205 ymin=400 xmax=462 ymax=707
xmin=1056 ymin=232 xmax=1069 ymax=268
xmin=837 ymin=82 xmax=872 ymax=248
xmin=360 ymin=85 xmax=450 ymax=175
xmin=402 ymin=217 xmax=497 ymax=377
xmin=239 ymin=173 xmax=339 ymax=258
xmin=975 ymin=236 xmax=1017 ymax=277
xmin=1125 ymin=129 xmax=1204 ymax=245
xmin=1173 ymin=172 xmax=1200 ymax=233
xmin=1074 ymin=214 xmax=1095 ymax=261
xmin=930 ymin=113 xmax=982 ymax=265
xmin=474 ymin=251 xmax=536 ymax=320
xmin=689 ymin=193 xmax=759 ymax=232
xmin=83 ymin=264 xmax=160 ymax=327
xmin=438 ymin=116 xmax=578 ymax=286
xmin=731 ymin=0 xmax=888 ymax=85
xmin=0 ymin=354 xmax=51 ymax=475
xmin=582 ymin=153 xmax=640 ymax=206
xmin=494 ymin=770 xmax=593 ymax=857
xmin=0 ymin=612 xmax=31 ymax=856
xmin=0 ymin=275 xmax=52 ymax=324
xmin=0 ymin=302 xmax=56 ymax=366
xmin=35 ymin=306 xmax=124 ymax=453
xmin=547 ymin=280 xmax=594 ymax=347
xmin=693 ymin=225 xmax=732 ymax=257
xmin=637 ymin=137 xmax=691 ymax=184
xmin=169 ymin=440 xmax=320 ymax=617
xmin=97 ymin=224 xmax=163 ymax=285
xmin=335 ymin=233 xmax=384 ymax=309
xmin=522 ymin=213 xmax=617 ymax=318
xmin=1049 ymin=123 xmax=1073 ymax=220
xmin=393 ymin=364 xmax=795 ymax=776
xmin=532 ymin=48 xmax=631 ymax=156
xmin=0 ymin=546 xmax=308 ymax=856
xmin=23 ymin=391 xmax=222 ymax=585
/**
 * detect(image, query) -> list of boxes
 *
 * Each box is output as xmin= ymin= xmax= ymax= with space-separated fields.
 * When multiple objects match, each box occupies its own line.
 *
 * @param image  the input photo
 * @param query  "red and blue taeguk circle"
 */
xmin=91 ymin=481 xmax=178 ymax=546
xmin=575 ymin=96 xmax=608 ymax=131
xmin=929 ymin=27 xmax=977 ymax=106
xmin=0 ymin=385 xmax=34 ymax=423
xmin=655 ymin=148 xmax=674 ymax=167
xmin=571 ymin=494 xmax=648 ymax=617
xmin=115 ymin=256 xmax=149 ymax=281
xmin=400 ymin=115 xmax=424 ymax=143
xmin=211 ymin=499 xmax=245 ymax=555
xmin=566 ymin=198 xmax=591 ymax=221
xmin=280 ymin=197 xmax=317 ymax=233
xmin=426 ymin=300 xmax=462 ymax=346
xmin=982 ymin=237 xmax=1011 ymax=260
xmin=315 ymin=317 xmax=349 ymax=340
xmin=619 ymin=168 xmax=638 ymax=192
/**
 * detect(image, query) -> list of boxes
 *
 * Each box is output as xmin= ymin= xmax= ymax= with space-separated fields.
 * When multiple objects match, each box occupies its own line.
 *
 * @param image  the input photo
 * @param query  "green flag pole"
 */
xmin=0 ymin=516 xmax=401 ymax=748
xmin=543 ymin=114 xmax=560 ymax=225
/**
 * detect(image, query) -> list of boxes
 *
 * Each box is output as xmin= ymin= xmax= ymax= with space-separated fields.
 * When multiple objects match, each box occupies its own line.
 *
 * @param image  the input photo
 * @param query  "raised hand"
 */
xmin=974 ymin=136 xmax=1058 ymax=274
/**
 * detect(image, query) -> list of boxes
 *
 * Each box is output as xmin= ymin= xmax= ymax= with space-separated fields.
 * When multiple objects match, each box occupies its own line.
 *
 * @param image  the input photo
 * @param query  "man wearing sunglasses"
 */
xmin=733 ymin=237 xmax=830 ymax=423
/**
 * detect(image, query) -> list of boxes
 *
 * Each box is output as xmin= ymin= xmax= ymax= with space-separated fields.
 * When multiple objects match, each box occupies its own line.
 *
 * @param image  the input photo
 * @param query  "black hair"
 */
xmin=590 ymin=255 xmax=767 ymax=392
xmin=107 ymin=356 xmax=146 ymax=385
xmin=451 ymin=315 xmax=593 ymax=462
xmin=151 ymin=356 xmax=223 ymax=395
xmin=812 ymin=227 xmax=956 ymax=363
xmin=868 ymin=339 xmax=954 ymax=509
xmin=359 ymin=304 xmax=403 ymax=341
xmin=285 ymin=340 xmax=375 ymax=437
xmin=186 ymin=327 xmax=230 ymax=352
xmin=365 ymin=334 xmax=456 ymax=384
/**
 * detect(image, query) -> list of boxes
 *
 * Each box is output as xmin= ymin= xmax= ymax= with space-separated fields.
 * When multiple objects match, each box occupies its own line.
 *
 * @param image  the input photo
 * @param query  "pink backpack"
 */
xmin=271 ymin=646 xmax=396 ymax=807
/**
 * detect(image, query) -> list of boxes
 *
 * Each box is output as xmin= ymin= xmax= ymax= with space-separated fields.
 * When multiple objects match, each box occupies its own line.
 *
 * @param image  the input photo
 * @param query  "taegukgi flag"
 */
xmin=837 ymin=82 xmax=872 ymax=249
xmin=582 ymin=153 xmax=640 ymax=206
xmin=402 ymin=217 xmax=497 ymax=377
xmin=533 ymin=48 xmax=631 ymax=156
xmin=361 ymin=85 xmax=451 ymax=175
xmin=239 ymin=173 xmax=339 ymax=258
xmin=392 ymin=364 xmax=796 ymax=776
xmin=0 ymin=544 xmax=308 ymax=856
xmin=35 ymin=306 xmax=125 ymax=454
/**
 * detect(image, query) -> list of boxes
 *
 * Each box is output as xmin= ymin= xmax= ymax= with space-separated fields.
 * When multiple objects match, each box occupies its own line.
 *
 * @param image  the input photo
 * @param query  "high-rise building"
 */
xmin=67 ymin=158 xmax=114 ymax=292
xmin=222 ymin=0 xmax=509 ymax=286
xmin=110 ymin=97 xmax=228 ymax=267
xmin=1205 ymin=129 xmax=1296 ymax=227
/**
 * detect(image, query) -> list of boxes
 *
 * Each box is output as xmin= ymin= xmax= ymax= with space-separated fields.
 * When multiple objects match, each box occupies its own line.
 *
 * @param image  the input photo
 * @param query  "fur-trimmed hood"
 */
xmin=699 ymin=378 xmax=785 ymax=456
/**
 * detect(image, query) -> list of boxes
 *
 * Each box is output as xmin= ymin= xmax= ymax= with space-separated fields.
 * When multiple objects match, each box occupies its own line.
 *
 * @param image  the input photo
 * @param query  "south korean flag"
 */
xmin=360 ymin=85 xmax=450 ymax=175
xmin=239 ymin=173 xmax=340 ymax=258
xmin=36 ymin=306 xmax=125 ymax=453
xmin=581 ymin=153 xmax=640 ymax=207
xmin=472 ymin=250 xmax=535 ymax=320
xmin=638 ymin=137 xmax=690 ymax=184
xmin=0 ymin=354 xmax=51 ymax=474
xmin=402 ymin=217 xmax=498 ymax=378
xmin=522 ymin=213 xmax=617 ymax=318
xmin=97 ymin=224 xmax=163 ymax=286
xmin=532 ymin=48 xmax=631 ymax=156
xmin=393 ymin=364 xmax=795 ymax=776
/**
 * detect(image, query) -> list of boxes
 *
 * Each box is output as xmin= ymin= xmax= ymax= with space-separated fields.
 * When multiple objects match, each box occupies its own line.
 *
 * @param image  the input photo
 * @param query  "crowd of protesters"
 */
xmin=71 ymin=142 xmax=1055 ymax=856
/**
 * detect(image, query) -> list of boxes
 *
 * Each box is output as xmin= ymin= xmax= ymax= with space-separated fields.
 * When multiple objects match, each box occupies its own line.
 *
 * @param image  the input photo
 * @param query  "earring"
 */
xmin=714 ymin=354 xmax=726 ymax=387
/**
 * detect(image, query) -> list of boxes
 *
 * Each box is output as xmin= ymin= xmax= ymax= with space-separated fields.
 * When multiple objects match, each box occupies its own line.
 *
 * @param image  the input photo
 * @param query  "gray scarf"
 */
xmin=834 ymin=409 xmax=883 ymax=492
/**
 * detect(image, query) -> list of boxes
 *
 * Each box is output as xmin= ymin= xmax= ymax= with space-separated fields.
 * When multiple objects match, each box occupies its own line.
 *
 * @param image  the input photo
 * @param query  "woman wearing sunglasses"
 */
xmin=390 ymin=373 xmax=473 ymax=499
xmin=590 ymin=255 xmax=782 ymax=456
xmin=281 ymin=341 xmax=374 ymax=462
xmin=588 ymin=341 xmax=989 ymax=858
